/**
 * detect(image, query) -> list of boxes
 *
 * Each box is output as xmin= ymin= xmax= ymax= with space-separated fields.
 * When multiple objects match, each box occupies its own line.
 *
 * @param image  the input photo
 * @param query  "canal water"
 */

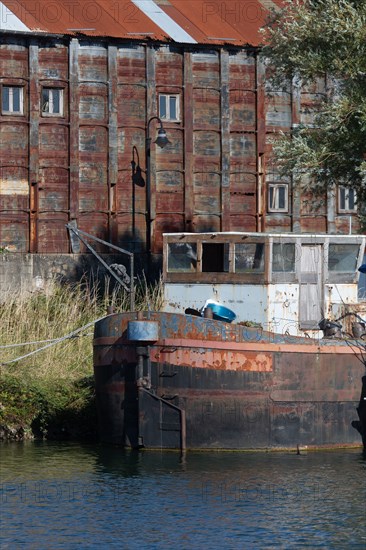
xmin=1 ymin=442 xmax=365 ymax=549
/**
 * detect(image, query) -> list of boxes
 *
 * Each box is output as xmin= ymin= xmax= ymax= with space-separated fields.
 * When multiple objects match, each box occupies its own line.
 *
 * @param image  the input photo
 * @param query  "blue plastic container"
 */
xmin=204 ymin=302 xmax=236 ymax=323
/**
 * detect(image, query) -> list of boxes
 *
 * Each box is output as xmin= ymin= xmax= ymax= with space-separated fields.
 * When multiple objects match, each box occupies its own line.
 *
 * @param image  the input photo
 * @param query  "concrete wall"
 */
xmin=0 ymin=252 xmax=132 ymax=300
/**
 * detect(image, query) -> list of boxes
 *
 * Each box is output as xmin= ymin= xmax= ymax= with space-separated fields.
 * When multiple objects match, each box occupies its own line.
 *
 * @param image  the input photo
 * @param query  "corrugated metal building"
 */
xmin=0 ymin=0 xmax=361 ymax=261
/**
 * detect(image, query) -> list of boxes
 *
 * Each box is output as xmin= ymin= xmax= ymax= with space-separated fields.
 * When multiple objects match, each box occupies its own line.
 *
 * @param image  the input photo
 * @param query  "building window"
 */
xmin=159 ymin=94 xmax=180 ymax=121
xmin=268 ymin=183 xmax=288 ymax=212
xmin=338 ymin=186 xmax=357 ymax=212
xmin=1 ymin=86 xmax=24 ymax=114
xmin=42 ymin=88 xmax=64 ymax=116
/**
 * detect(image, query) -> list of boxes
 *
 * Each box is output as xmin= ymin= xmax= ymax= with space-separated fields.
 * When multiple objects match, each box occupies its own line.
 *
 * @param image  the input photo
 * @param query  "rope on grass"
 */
xmin=0 ymin=314 xmax=112 ymax=366
xmin=0 ymin=334 xmax=93 ymax=349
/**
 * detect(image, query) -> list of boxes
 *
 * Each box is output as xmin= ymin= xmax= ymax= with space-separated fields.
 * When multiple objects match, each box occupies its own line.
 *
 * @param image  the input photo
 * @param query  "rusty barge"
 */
xmin=93 ymin=232 xmax=366 ymax=451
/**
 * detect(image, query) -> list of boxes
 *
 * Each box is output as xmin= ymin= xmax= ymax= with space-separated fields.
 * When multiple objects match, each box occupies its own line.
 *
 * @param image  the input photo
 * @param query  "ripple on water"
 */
xmin=0 ymin=443 xmax=365 ymax=549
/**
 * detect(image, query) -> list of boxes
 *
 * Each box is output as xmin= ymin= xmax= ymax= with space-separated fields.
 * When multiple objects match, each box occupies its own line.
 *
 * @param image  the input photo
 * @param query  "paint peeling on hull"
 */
xmin=93 ymin=311 xmax=366 ymax=450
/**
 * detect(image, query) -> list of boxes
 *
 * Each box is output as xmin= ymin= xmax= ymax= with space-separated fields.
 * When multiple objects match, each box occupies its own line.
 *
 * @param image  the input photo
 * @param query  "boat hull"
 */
xmin=93 ymin=312 xmax=365 ymax=450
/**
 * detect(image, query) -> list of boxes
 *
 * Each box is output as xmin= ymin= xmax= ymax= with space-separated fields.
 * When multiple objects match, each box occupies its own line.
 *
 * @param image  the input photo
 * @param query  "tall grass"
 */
xmin=0 ymin=275 xmax=164 ymax=382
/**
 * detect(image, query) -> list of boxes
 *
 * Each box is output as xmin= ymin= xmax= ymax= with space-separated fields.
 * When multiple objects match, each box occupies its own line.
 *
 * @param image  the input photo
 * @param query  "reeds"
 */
xmin=0 ymin=274 xmax=164 ymax=382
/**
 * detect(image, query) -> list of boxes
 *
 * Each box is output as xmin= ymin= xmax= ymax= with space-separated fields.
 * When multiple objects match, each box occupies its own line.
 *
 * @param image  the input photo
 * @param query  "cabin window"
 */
xmin=328 ymin=244 xmax=359 ymax=272
xmin=235 ymin=243 xmax=265 ymax=273
xmin=1 ymin=86 xmax=24 ymax=114
xmin=338 ymin=186 xmax=357 ymax=212
xmin=272 ymin=243 xmax=296 ymax=272
xmin=159 ymin=94 xmax=180 ymax=121
xmin=42 ymin=88 xmax=64 ymax=116
xmin=268 ymin=184 xmax=288 ymax=212
xmin=167 ymin=242 xmax=197 ymax=272
xmin=202 ymin=243 xmax=229 ymax=272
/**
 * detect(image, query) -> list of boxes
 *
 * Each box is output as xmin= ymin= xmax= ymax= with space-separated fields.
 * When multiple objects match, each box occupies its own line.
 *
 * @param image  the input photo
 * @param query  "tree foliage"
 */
xmin=261 ymin=0 xmax=366 ymax=223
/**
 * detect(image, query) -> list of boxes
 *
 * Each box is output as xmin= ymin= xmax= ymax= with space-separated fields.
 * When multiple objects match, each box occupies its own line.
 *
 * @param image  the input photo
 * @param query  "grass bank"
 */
xmin=0 ymin=277 xmax=163 ymax=441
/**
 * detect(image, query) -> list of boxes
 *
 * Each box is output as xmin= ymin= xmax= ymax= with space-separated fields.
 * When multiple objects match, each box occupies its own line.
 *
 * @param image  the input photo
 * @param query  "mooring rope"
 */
xmin=0 ymin=335 xmax=92 ymax=349
xmin=0 ymin=314 xmax=112 ymax=366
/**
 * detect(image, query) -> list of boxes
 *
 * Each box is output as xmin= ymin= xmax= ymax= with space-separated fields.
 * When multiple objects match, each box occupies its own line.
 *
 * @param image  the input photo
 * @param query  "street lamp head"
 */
xmin=154 ymin=127 xmax=170 ymax=148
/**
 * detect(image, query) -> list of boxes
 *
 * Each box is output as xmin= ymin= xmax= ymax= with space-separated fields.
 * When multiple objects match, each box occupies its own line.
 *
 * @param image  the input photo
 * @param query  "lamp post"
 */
xmin=145 ymin=116 xmax=170 ymax=261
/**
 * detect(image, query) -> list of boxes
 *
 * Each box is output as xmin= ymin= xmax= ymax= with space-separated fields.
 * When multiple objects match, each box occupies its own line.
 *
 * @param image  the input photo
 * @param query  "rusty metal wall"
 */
xmin=0 ymin=36 xmax=360 ymax=256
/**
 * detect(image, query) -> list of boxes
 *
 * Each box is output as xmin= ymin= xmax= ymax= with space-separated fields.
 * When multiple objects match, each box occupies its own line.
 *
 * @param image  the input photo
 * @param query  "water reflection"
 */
xmin=1 ymin=442 xmax=365 ymax=549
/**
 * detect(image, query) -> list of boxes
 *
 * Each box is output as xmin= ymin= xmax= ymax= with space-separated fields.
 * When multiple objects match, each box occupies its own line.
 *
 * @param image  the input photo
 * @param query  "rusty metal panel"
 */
xmin=116 ymin=212 xmax=143 ymax=251
xmin=301 ymin=192 xmax=327 ymax=218
xmin=116 ymin=171 xmax=134 ymax=213
xmin=156 ymin=46 xmax=183 ymax=86
xmin=78 ymin=213 xmax=109 ymax=252
xmin=69 ymin=38 xmax=79 ymax=230
xmin=335 ymin=217 xmax=362 ymax=234
xmin=228 ymin=215 xmax=257 ymax=232
xmin=192 ymin=51 xmax=220 ymax=88
xmin=1 ymin=0 xmax=167 ymax=40
xmin=0 ymin=215 xmax=28 ymax=251
xmin=229 ymin=50 xmax=256 ymax=89
xmin=157 ymin=128 xmax=183 ymax=166
xmin=0 ymin=167 xmax=29 ymax=209
xmin=167 ymin=0 xmax=273 ymax=46
xmin=156 ymin=190 xmax=184 ymax=215
xmin=230 ymin=172 xmax=256 ymax=195
xmin=155 ymin=214 xmax=185 ymax=251
xmin=77 ymin=44 xmax=109 ymax=255
xmin=183 ymin=52 xmax=194 ymax=231
xmin=37 ymin=214 xmax=69 ymax=253
xmin=192 ymin=214 xmax=221 ymax=233
xmin=118 ymin=84 xmax=146 ymax=125
xmin=230 ymin=133 xmax=256 ymax=166
xmin=78 ymin=46 xmax=108 ymax=82
xmin=228 ymin=51 xmax=259 ymax=231
xmin=118 ymin=127 xmax=145 ymax=162
xmin=1 ymin=123 xmax=28 ymax=157
xmin=79 ymin=125 xmax=108 ymax=155
xmin=300 ymin=92 xmax=326 ymax=126
xmin=230 ymin=89 xmax=256 ymax=130
xmin=108 ymin=45 xmax=118 ymax=227
xmin=265 ymin=215 xmax=293 ymax=233
xmin=28 ymin=44 xmax=39 ymax=252
xmin=1 ymin=0 xmax=281 ymax=46
xmin=79 ymin=126 xmax=108 ymax=191
xmin=0 ymin=43 xmax=28 ymax=78
xmin=79 ymin=185 xmax=108 ymax=213
xmin=230 ymin=189 xmax=256 ymax=216
xmin=79 ymin=84 xmax=107 ymax=121
xmin=39 ymin=167 xmax=69 ymax=211
xmin=301 ymin=217 xmax=328 ymax=233
xmin=193 ymin=88 xmax=220 ymax=128
xmin=193 ymin=171 xmax=221 ymax=215
xmin=300 ymin=78 xmax=327 ymax=126
xmin=0 ymin=100 xmax=29 ymax=249
xmin=229 ymin=51 xmax=256 ymax=132
xmin=39 ymin=124 xmax=68 ymax=165
xmin=38 ymin=45 xmax=68 ymax=80
xmin=194 ymin=131 xmax=221 ymax=163
xmin=156 ymin=169 xmax=184 ymax=194
xmin=265 ymin=89 xmax=292 ymax=129
xmin=117 ymin=45 xmax=146 ymax=84
xmin=116 ymin=126 xmax=145 ymax=245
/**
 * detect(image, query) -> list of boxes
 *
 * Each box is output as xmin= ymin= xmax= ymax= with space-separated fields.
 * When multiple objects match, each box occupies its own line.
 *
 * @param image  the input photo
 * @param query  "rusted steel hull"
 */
xmin=93 ymin=312 xmax=365 ymax=450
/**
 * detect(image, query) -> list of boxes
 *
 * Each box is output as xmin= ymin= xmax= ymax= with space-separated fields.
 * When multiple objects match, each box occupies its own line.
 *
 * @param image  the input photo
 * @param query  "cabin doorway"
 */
xmin=299 ymin=245 xmax=323 ymax=329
